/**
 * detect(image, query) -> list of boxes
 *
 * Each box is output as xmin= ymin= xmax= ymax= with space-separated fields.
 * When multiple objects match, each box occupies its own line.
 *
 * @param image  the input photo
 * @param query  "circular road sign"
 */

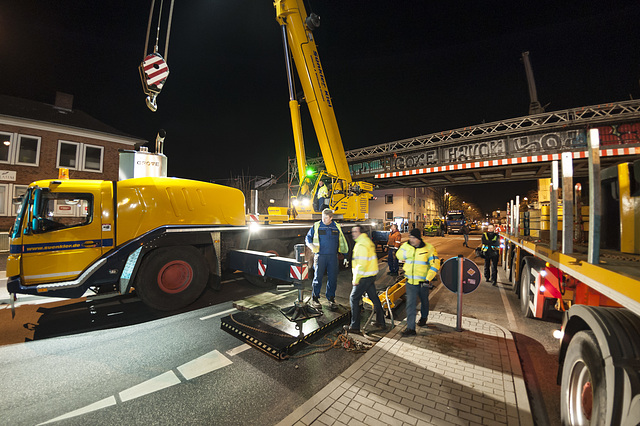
xmin=440 ymin=257 xmax=482 ymax=294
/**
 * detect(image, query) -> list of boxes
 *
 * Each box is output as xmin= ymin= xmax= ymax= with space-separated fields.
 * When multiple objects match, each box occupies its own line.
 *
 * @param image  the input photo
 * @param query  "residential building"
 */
xmin=370 ymin=187 xmax=439 ymax=230
xmin=0 ymin=93 xmax=146 ymax=230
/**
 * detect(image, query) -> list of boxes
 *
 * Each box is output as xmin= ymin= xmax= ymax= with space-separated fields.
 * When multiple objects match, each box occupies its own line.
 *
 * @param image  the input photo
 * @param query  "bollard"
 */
xmin=456 ymin=255 xmax=464 ymax=332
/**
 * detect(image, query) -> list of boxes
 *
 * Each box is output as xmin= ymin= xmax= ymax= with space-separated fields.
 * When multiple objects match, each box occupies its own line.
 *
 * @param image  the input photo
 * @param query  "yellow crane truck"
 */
xmin=500 ymin=131 xmax=640 ymax=425
xmin=6 ymin=0 xmax=374 ymax=311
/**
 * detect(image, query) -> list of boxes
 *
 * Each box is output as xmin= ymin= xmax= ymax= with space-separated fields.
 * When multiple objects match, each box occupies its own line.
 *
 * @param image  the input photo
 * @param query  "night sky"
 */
xmin=2 ymin=1 xmax=640 ymax=212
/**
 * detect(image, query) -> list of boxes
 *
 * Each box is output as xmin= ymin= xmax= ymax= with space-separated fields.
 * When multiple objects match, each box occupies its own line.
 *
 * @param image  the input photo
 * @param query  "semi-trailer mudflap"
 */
xmin=221 ymin=248 xmax=351 ymax=359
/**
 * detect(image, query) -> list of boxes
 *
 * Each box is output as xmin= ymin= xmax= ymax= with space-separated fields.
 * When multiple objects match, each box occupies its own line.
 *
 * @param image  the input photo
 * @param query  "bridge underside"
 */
xmin=371 ymin=154 xmax=640 ymax=189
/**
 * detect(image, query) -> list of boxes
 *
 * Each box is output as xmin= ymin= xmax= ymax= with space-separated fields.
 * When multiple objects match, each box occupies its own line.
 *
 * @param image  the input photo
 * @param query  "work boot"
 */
xmin=417 ymin=318 xmax=427 ymax=327
xmin=370 ymin=321 xmax=386 ymax=330
xmin=492 ymin=280 xmax=497 ymax=286
xmin=311 ymin=297 xmax=322 ymax=309
xmin=328 ymin=298 xmax=338 ymax=311
xmin=401 ymin=328 xmax=416 ymax=337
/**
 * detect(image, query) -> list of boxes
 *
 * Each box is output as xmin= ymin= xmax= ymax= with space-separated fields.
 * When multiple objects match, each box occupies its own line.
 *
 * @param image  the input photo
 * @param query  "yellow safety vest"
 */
xmin=312 ymin=220 xmax=348 ymax=254
xmin=317 ymin=185 xmax=329 ymax=199
xmin=396 ymin=241 xmax=440 ymax=285
xmin=352 ymin=233 xmax=378 ymax=284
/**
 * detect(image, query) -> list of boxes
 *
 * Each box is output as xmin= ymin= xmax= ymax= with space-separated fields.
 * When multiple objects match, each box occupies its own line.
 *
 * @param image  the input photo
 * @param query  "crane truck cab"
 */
xmin=7 ymin=177 xmax=246 ymax=310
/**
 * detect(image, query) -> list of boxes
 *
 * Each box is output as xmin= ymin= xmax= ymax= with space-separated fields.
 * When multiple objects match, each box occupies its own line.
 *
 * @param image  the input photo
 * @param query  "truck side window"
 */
xmin=37 ymin=192 xmax=93 ymax=232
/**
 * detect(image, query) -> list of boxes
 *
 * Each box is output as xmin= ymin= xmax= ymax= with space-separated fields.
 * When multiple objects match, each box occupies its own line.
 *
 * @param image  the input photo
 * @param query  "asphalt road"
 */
xmin=0 ymin=233 xmax=562 ymax=425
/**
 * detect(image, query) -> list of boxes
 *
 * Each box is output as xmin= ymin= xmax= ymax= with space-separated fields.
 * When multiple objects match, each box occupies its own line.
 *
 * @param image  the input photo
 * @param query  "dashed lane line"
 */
xmin=199 ymin=307 xmax=237 ymax=320
xmin=226 ymin=343 xmax=251 ymax=356
xmin=177 ymin=349 xmax=233 ymax=380
xmin=119 ymin=371 xmax=181 ymax=402
xmin=38 ymin=350 xmax=233 ymax=425
xmin=39 ymin=397 xmax=117 ymax=425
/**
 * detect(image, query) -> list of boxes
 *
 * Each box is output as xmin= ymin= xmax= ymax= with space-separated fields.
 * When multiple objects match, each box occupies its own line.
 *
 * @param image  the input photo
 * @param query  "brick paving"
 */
xmin=278 ymin=311 xmax=533 ymax=426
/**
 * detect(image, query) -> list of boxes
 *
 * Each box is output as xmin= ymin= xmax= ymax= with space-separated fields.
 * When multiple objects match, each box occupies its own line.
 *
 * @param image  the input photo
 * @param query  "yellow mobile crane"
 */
xmin=5 ymin=1 xmax=376 ymax=312
xmin=274 ymin=0 xmax=372 ymax=220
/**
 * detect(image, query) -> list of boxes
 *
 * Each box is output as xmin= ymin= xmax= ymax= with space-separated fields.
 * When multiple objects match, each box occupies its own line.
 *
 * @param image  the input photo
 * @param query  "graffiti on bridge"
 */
xmin=347 ymin=124 xmax=640 ymax=175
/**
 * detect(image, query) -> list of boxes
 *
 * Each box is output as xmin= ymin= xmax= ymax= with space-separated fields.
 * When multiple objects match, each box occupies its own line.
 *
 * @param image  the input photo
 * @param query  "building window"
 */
xmin=0 ymin=184 xmax=7 ymax=216
xmin=408 ymin=212 xmax=412 ymax=220
xmin=56 ymin=142 xmax=104 ymax=172
xmin=16 ymin=135 xmax=40 ymax=166
xmin=83 ymin=144 xmax=103 ymax=172
xmin=407 ymin=196 xmax=413 ymax=205
xmin=385 ymin=194 xmax=393 ymax=204
xmin=12 ymin=185 xmax=29 ymax=216
xmin=385 ymin=211 xmax=393 ymax=221
xmin=0 ymin=133 xmax=12 ymax=163
xmin=57 ymin=141 xmax=80 ymax=169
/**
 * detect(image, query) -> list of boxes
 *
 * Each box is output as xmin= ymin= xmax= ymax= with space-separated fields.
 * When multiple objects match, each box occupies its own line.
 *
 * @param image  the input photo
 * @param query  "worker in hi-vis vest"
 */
xmin=305 ymin=208 xmax=348 ymax=311
xmin=316 ymin=180 xmax=329 ymax=212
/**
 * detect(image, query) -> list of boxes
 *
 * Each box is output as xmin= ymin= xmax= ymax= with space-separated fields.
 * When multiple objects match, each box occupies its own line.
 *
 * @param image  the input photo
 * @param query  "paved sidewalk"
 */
xmin=278 ymin=311 xmax=533 ymax=426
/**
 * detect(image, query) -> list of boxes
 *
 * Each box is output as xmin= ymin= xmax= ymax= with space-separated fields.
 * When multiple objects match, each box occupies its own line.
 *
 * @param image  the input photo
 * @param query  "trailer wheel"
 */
xmin=520 ymin=261 xmax=534 ymax=318
xmin=561 ymin=331 xmax=607 ymax=425
xmin=135 ymin=246 xmax=208 ymax=311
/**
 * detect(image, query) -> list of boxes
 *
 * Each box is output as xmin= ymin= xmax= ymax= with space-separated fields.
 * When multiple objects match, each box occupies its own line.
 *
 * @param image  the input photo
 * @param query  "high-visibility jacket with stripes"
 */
xmin=307 ymin=220 xmax=348 ymax=254
xmin=317 ymin=184 xmax=329 ymax=199
xmin=352 ymin=233 xmax=379 ymax=284
xmin=396 ymin=240 xmax=440 ymax=285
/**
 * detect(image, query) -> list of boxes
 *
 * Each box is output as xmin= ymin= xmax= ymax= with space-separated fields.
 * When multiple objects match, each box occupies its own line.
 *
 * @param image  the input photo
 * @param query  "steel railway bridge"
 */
xmin=288 ymin=99 xmax=640 ymax=188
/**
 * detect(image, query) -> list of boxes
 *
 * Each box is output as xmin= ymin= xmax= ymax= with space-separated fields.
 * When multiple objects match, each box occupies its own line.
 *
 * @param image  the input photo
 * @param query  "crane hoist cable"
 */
xmin=139 ymin=0 xmax=175 ymax=112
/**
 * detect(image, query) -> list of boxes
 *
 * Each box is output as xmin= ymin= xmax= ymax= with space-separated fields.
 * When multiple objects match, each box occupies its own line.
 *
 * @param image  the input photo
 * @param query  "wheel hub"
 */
xmin=157 ymin=260 xmax=193 ymax=294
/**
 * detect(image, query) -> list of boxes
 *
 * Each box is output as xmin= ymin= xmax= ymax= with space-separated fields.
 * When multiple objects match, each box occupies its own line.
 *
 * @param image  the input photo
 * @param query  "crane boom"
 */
xmin=275 ymin=0 xmax=351 ymax=184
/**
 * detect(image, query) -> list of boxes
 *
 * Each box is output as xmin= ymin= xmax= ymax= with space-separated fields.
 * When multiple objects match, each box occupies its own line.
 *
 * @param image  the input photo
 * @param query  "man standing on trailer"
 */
xmin=482 ymin=224 xmax=500 ymax=286
xmin=306 ymin=208 xmax=349 ymax=310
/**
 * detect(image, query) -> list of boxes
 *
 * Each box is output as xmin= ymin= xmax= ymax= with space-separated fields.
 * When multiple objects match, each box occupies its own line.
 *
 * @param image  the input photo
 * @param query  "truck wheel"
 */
xmin=561 ymin=331 xmax=607 ymax=425
xmin=135 ymin=246 xmax=208 ymax=311
xmin=520 ymin=261 xmax=534 ymax=318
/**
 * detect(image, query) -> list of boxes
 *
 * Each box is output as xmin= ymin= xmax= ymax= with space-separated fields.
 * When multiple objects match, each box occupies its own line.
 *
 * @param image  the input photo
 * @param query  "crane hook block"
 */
xmin=139 ymin=53 xmax=170 ymax=112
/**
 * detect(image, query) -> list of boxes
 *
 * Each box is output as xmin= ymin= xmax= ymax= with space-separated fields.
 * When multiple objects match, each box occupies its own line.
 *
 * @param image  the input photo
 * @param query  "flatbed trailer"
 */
xmin=499 ymin=138 xmax=640 ymax=425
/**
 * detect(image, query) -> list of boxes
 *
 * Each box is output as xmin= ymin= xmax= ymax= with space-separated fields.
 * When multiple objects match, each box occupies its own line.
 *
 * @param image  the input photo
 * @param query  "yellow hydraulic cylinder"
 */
xmin=618 ymin=163 xmax=639 ymax=254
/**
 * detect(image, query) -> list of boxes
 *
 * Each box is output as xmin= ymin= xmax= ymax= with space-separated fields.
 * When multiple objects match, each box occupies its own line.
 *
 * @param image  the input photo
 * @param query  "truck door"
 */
xmin=19 ymin=188 xmax=104 ymax=286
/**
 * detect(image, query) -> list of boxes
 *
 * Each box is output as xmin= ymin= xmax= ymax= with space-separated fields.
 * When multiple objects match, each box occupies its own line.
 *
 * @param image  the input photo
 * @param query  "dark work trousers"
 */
xmin=484 ymin=253 xmax=499 ymax=282
xmin=387 ymin=247 xmax=399 ymax=273
xmin=405 ymin=282 xmax=429 ymax=330
xmin=349 ymin=276 xmax=385 ymax=330
xmin=312 ymin=253 xmax=338 ymax=300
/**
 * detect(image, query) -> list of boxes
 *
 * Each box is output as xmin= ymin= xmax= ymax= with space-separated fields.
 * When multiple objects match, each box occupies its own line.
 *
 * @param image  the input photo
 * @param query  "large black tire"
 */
xmin=561 ymin=331 xmax=607 ymax=425
xmin=135 ymin=246 xmax=208 ymax=311
xmin=520 ymin=261 xmax=534 ymax=318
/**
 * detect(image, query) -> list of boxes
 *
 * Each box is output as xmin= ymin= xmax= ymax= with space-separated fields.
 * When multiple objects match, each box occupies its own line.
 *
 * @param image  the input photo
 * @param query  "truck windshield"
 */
xmin=447 ymin=213 xmax=465 ymax=221
xmin=10 ymin=188 xmax=31 ymax=239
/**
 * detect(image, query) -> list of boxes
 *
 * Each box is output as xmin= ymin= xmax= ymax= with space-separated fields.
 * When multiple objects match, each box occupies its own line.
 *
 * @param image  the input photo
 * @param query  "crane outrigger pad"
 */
xmin=220 ymin=293 xmax=350 ymax=360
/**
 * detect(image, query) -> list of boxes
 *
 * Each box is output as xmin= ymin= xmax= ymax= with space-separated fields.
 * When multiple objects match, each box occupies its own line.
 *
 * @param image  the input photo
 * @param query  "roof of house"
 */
xmin=0 ymin=94 xmax=145 ymax=143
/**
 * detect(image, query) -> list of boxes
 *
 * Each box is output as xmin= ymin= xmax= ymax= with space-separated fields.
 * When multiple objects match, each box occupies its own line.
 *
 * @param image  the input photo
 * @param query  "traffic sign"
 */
xmin=440 ymin=257 xmax=481 ymax=294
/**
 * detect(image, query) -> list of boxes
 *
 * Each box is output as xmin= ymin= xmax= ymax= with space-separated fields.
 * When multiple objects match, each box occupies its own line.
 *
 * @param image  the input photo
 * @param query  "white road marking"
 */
xmin=176 ymin=350 xmax=232 ymax=380
xmin=38 ymin=396 xmax=116 ymax=425
xmin=119 ymin=370 xmax=181 ymax=402
xmin=226 ymin=343 xmax=251 ymax=356
xmin=200 ymin=307 xmax=237 ymax=320
xmin=499 ymin=283 xmax=519 ymax=332
xmin=40 ymin=350 xmax=233 ymax=423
